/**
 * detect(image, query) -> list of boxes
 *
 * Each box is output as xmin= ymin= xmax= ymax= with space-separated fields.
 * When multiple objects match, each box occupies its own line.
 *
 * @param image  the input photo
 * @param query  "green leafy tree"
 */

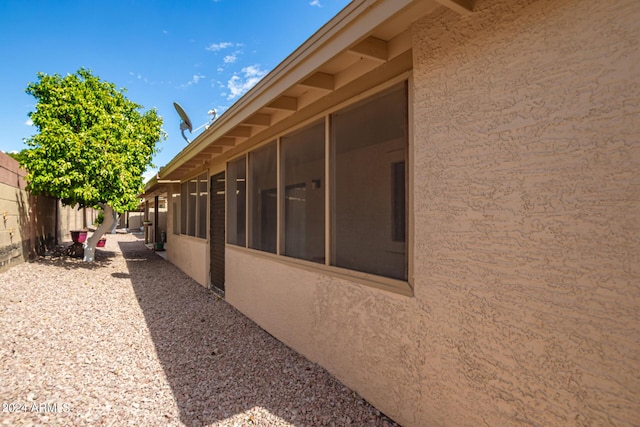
xmin=21 ymin=68 xmax=165 ymax=261
xmin=7 ymin=149 xmax=29 ymax=164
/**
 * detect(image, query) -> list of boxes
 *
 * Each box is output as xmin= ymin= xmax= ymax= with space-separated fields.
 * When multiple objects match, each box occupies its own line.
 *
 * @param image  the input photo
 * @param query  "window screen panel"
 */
xmin=227 ymin=156 xmax=246 ymax=246
xmin=249 ymin=142 xmax=277 ymax=254
xmin=330 ymin=82 xmax=408 ymax=280
xmin=187 ymin=178 xmax=197 ymax=237
xmin=281 ymin=121 xmax=325 ymax=263
xmin=180 ymin=182 xmax=188 ymax=235
xmin=197 ymin=172 xmax=208 ymax=239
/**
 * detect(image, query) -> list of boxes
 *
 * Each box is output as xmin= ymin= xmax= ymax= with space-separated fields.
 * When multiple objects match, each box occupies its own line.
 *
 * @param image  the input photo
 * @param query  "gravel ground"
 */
xmin=0 ymin=233 xmax=400 ymax=427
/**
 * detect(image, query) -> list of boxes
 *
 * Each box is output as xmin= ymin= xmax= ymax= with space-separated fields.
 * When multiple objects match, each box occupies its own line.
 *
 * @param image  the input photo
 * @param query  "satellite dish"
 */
xmin=173 ymin=102 xmax=193 ymax=143
xmin=173 ymin=102 xmax=218 ymax=144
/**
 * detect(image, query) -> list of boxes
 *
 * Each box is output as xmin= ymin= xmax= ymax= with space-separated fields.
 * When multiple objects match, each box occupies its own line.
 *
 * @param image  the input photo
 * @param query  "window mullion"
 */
xmin=245 ymin=154 xmax=250 ymax=248
xmin=195 ymin=175 xmax=199 ymax=237
xmin=276 ymin=138 xmax=282 ymax=255
xmin=325 ymin=115 xmax=331 ymax=267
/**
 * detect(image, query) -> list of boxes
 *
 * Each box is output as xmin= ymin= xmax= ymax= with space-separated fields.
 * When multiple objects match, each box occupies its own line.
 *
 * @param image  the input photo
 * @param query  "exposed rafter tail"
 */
xmin=434 ymin=0 xmax=474 ymax=16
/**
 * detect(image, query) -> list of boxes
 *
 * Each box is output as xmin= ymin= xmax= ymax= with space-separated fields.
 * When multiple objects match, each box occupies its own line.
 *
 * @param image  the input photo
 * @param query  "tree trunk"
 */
xmin=83 ymin=204 xmax=115 ymax=262
xmin=108 ymin=209 xmax=119 ymax=234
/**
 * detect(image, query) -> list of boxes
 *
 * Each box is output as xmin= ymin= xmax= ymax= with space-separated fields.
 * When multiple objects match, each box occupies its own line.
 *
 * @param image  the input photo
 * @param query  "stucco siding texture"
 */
xmin=167 ymin=236 xmax=208 ymax=287
xmin=412 ymin=0 xmax=639 ymax=425
xmin=227 ymin=0 xmax=640 ymax=426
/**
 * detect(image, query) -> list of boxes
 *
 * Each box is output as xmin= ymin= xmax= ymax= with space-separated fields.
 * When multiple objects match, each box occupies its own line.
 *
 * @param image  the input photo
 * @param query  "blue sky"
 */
xmin=0 ymin=0 xmax=351 ymax=180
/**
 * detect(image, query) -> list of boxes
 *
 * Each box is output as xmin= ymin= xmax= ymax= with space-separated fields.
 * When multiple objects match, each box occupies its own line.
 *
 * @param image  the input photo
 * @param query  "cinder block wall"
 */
xmin=0 ymin=152 xmax=100 ymax=272
xmin=0 ymin=152 xmax=30 ymax=272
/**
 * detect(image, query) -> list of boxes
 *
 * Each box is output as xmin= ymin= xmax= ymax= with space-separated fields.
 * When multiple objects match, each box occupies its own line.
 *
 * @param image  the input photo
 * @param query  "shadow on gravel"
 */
xmin=119 ymin=239 xmax=395 ymax=427
xmin=33 ymin=247 xmax=117 ymax=270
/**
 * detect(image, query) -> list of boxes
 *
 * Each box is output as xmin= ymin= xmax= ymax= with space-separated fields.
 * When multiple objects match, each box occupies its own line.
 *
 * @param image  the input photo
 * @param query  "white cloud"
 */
xmin=206 ymin=41 xmax=234 ymax=51
xmin=223 ymin=54 xmax=237 ymax=64
xmin=180 ymin=74 xmax=206 ymax=88
xmin=25 ymin=118 xmax=33 ymax=126
xmin=310 ymin=0 xmax=322 ymax=7
xmin=128 ymin=71 xmax=170 ymax=86
xmin=226 ymin=65 xmax=268 ymax=100
xmin=135 ymin=73 xmax=149 ymax=83
xmin=243 ymin=65 xmax=265 ymax=78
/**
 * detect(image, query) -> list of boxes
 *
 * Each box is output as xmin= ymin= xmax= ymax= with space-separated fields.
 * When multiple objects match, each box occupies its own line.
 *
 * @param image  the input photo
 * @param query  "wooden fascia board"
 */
xmin=159 ymin=0 xmax=424 ymax=180
xmin=224 ymin=0 xmax=410 ymax=112
xmin=143 ymin=186 xmax=167 ymax=200
xmin=142 ymin=177 xmax=171 ymax=199
xmin=144 ymin=175 xmax=158 ymax=192
xmin=216 ymin=51 xmax=413 ymax=164
xmin=193 ymin=0 xmax=419 ymax=137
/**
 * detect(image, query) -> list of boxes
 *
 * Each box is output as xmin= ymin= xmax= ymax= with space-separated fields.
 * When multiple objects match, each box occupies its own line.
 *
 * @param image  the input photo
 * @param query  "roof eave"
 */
xmin=157 ymin=0 xmax=473 ymax=181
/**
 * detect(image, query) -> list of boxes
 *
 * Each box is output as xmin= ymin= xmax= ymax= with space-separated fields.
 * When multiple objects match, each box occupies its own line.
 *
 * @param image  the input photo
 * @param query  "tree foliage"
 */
xmin=21 ymin=68 xmax=165 ymax=212
xmin=7 ymin=149 xmax=29 ymax=164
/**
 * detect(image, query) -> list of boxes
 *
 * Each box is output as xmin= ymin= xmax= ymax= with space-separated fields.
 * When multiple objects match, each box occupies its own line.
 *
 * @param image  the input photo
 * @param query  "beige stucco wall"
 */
xmin=167 ymin=234 xmax=208 ymax=287
xmin=226 ymin=0 xmax=640 ymax=426
xmin=164 ymin=185 xmax=209 ymax=287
